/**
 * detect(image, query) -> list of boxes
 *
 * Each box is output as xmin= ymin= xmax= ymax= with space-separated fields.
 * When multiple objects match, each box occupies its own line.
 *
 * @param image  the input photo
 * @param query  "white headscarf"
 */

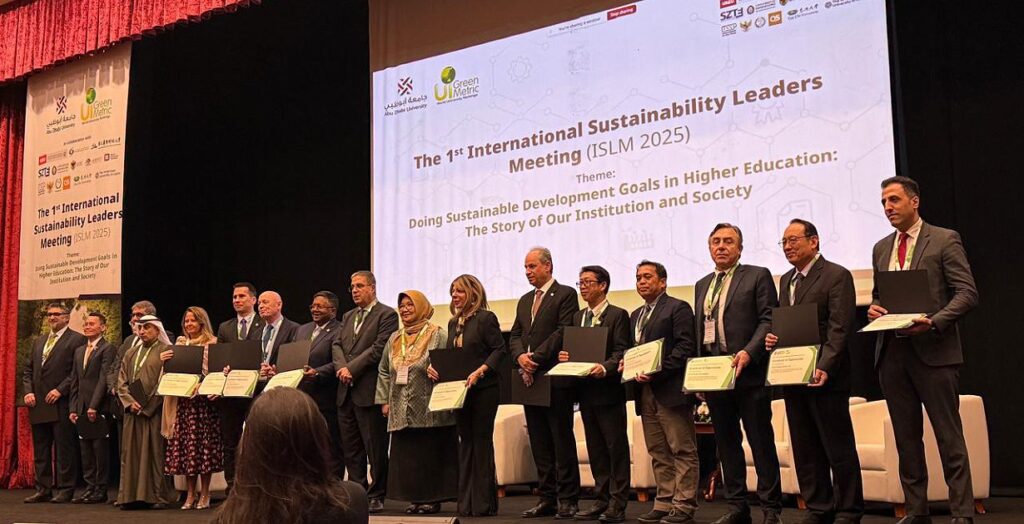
xmin=138 ymin=314 xmax=172 ymax=346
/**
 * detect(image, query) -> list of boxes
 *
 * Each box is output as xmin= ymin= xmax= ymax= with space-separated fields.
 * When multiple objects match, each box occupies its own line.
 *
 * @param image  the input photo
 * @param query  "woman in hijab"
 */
xmin=115 ymin=315 xmax=175 ymax=509
xmin=375 ymin=290 xmax=457 ymax=514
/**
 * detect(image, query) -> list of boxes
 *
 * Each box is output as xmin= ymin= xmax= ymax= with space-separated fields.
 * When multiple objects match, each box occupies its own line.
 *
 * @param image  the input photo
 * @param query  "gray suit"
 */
xmin=872 ymin=222 xmax=978 ymax=518
xmin=332 ymin=302 xmax=399 ymax=500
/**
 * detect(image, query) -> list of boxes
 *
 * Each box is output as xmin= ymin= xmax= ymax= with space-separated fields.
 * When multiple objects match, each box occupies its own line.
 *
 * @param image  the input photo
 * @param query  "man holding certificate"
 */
xmin=552 ymin=265 xmax=632 ymax=522
xmin=693 ymin=224 xmax=782 ymax=524
xmin=765 ymin=219 xmax=863 ymax=524
xmin=627 ymin=260 xmax=700 ymax=524
xmin=868 ymin=177 xmax=979 ymax=524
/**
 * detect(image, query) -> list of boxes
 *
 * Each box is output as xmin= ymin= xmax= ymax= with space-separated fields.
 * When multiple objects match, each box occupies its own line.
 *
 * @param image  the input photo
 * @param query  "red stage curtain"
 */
xmin=0 ymin=82 xmax=26 ymax=487
xmin=0 ymin=0 xmax=260 ymax=85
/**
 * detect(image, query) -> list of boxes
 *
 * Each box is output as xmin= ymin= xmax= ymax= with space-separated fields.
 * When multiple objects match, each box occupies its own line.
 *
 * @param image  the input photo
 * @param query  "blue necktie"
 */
xmin=262 ymin=325 xmax=274 ymax=361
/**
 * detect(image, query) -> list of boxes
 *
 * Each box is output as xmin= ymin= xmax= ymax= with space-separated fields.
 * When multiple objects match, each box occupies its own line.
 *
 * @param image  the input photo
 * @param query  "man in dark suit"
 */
xmin=333 ymin=270 xmax=399 ymax=513
xmin=296 ymin=290 xmax=344 ymax=476
xmin=766 ymin=219 xmax=863 ymax=524
xmin=69 ymin=311 xmax=116 ymax=504
xmin=509 ymin=247 xmax=580 ymax=519
xmin=255 ymin=290 xmax=300 ymax=382
xmin=215 ymin=282 xmax=265 ymax=493
xmin=867 ymin=177 xmax=978 ymax=524
xmin=22 ymin=302 xmax=88 ymax=503
xmin=626 ymin=261 xmax=699 ymax=524
xmin=694 ymin=224 xmax=782 ymax=524
xmin=551 ymin=265 xmax=631 ymax=523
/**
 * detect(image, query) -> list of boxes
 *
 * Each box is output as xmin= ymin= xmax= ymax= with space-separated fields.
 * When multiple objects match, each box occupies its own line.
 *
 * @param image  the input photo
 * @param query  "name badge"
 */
xmin=703 ymin=319 xmax=717 ymax=345
xmin=396 ymin=365 xmax=410 ymax=385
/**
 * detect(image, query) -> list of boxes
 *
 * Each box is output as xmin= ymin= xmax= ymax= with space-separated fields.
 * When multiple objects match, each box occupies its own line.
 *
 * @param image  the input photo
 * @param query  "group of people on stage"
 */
xmin=21 ymin=176 xmax=978 ymax=524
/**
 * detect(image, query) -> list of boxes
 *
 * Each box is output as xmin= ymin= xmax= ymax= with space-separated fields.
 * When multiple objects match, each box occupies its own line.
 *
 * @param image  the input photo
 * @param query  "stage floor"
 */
xmin=2 ymin=487 xmax=1020 ymax=523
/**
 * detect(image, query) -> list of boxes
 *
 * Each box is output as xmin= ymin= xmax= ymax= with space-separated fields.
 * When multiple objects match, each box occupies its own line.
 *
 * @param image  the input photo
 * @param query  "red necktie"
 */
xmin=897 ymin=232 xmax=910 ymax=269
xmin=531 ymin=289 xmax=544 ymax=318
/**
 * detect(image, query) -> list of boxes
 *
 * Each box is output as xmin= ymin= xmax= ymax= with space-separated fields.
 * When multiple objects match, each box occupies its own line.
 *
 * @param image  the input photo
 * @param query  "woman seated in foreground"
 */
xmin=211 ymin=387 xmax=368 ymax=524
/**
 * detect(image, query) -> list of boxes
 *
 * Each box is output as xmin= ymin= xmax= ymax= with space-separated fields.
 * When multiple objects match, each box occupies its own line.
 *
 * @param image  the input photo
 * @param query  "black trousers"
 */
xmin=320 ymin=403 xmax=345 ymax=478
xmin=707 ymin=386 xmax=782 ymax=514
xmin=31 ymin=401 xmax=77 ymax=496
xmin=523 ymin=386 xmax=580 ymax=504
xmin=580 ymin=401 xmax=631 ymax=509
xmin=80 ymin=435 xmax=109 ymax=491
xmin=338 ymin=396 xmax=390 ymax=500
xmin=455 ymin=385 xmax=500 ymax=516
xmin=879 ymin=337 xmax=973 ymax=517
xmin=218 ymin=397 xmax=252 ymax=492
xmin=784 ymin=386 xmax=864 ymax=521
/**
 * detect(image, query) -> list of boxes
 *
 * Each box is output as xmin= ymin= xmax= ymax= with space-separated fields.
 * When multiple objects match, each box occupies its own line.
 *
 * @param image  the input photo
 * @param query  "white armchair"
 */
xmin=494 ymin=404 xmax=538 ymax=496
xmin=850 ymin=395 xmax=989 ymax=516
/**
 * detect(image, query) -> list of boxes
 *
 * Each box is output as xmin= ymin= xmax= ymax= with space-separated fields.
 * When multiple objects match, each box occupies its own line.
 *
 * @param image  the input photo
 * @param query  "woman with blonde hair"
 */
xmin=446 ymin=274 xmax=505 ymax=516
xmin=376 ymin=290 xmax=456 ymax=514
xmin=163 ymin=306 xmax=223 ymax=510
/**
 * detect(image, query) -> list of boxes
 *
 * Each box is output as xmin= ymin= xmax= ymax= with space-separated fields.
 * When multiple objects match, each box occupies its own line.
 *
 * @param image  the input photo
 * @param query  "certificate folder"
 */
xmin=76 ymin=414 xmax=110 ymax=439
xmin=876 ymin=269 xmax=934 ymax=314
xmin=430 ymin=348 xmax=477 ymax=382
xmin=509 ymin=370 xmax=551 ymax=407
xmin=771 ymin=304 xmax=820 ymax=347
xmin=208 ymin=341 xmax=262 ymax=372
xmin=564 ymin=326 xmax=608 ymax=363
xmin=275 ymin=341 xmax=311 ymax=372
xmin=163 ymin=345 xmax=203 ymax=375
xmin=128 ymin=379 xmax=148 ymax=404
xmin=28 ymin=401 xmax=59 ymax=425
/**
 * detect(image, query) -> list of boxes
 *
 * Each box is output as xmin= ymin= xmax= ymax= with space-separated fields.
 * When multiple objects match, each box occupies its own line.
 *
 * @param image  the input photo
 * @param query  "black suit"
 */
xmin=69 ymin=338 xmax=115 ymax=493
xmin=550 ymin=304 xmax=632 ymax=509
xmin=215 ymin=314 xmax=265 ymax=492
xmin=508 ymin=280 xmax=580 ymax=504
xmin=22 ymin=327 xmax=87 ymax=497
xmin=332 ymin=302 xmax=399 ymax=501
xmin=778 ymin=255 xmax=863 ymax=521
xmin=694 ymin=264 xmax=782 ymax=515
xmin=296 ymin=318 xmax=344 ymax=476
xmin=872 ymin=222 xmax=978 ymax=518
xmin=629 ymin=293 xmax=700 ymax=515
xmin=446 ymin=310 xmax=506 ymax=516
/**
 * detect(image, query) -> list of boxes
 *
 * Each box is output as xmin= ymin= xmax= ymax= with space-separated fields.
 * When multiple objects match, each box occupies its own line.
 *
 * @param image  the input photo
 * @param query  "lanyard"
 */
xmin=133 ymin=342 xmax=154 ymax=375
xmin=399 ymin=324 xmax=429 ymax=358
xmin=705 ymin=266 xmax=737 ymax=313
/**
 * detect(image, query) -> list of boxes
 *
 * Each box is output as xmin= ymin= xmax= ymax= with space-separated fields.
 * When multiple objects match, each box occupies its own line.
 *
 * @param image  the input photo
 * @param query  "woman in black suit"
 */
xmin=446 ymin=274 xmax=506 ymax=517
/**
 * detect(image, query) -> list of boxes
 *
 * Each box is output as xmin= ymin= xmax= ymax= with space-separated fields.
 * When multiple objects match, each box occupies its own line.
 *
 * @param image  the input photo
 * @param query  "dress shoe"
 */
xmin=762 ymin=511 xmax=783 ymax=524
xmin=50 ymin=491 xmax=74 ymax=503
xmin=637 ymin=509 xmax=669 ymax=524
xmin=895 ymin=517 xmax=932 ymax=524
xmin=556 ymin=501 xmax=580 ymax=520
xmin=85 ymin=490 xmax=108 ymax=504
xmin=72 ymin=489 xmax=93 ymax=504
xmin=599 ymin=507 xmax=626 ymax=523
xmin=368 ymin=498 xmax=385 ymax=513
xmin=660 ymin=509 xmax=695 ymax=524
xmin=575 ymin=502 xmax=608 ymax=520
xmin=417 ymin=503 xmax=441 ymax=514
xmin=152 ymin=503 xmax=168 ymax=510
xmin=711 ymin=511 xmax=753 ymax=524
xmin=24 ymin=491 xmax=52 ymax=503
xmin=950 ymin=518 xmax=973 ymax=524
xmin=522 ymin=500 xmax=558 ymax=518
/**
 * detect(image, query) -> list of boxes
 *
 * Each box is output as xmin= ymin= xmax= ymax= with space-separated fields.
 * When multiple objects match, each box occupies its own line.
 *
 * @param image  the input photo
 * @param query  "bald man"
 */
xmin=256 ymin=291 xmax=300 ymax=386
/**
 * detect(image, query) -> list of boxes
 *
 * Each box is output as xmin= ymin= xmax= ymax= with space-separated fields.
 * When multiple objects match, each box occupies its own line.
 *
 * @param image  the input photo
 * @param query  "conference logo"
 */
xmin=55 ymin=96 xmax=67 ymax=114
xmin=38 ymin=154 xmax=47 ymax=165
xmin=398 ymin=77 xmax=413 ymax=95
xmin=755 ymin=16 xmax=767 ymax=27
xmin=768 ymin=11 xmax=783 ymax=25
xmin=383 ymin=75 xmax=427 ymax=117
xmin=80 ymin=86 xmax=114 ymax=124
xmin=38 ymin=167 xmax=51 ymax=178
xmin=37 ymin=182 xmax=45 ymax=196
xmin=46 ymin=180 xmax=54 ymax=193
xmin=434 ymin=66 xmax=480 ymax=105
xmin=748 ymin=1 xmax=778 ymax=14
xmin=787 ymin=3 xmax=820 ymax=18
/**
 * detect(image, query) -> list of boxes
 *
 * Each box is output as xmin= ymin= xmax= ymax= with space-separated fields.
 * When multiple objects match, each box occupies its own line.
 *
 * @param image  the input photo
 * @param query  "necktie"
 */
xmin=238 ymin=318 xmax=248 ymax=340
xmin=262 ymin=325 xmax=274 ymax=361
xmin=583 ymin=310 xmax=594 ymax=327
xmin=311 ymin=325 xmax=322 ymax=341
xmin=83 ymin=343 xmax=95 ymax=369
xmin=354 ymin=309 xmax=366 ymax=338
xmin=790 ymin=273 xmax=804 ymax=306
xmin=897 ymin=232 xmax=910 ymax=269
xmin=42 ymin=332 xmax=57 ymax=365
xmin=710 ymin=271 xmax=727 ymax=312
xmin=531 ymin=289 xmax=544 ymax=319
xmin=637 ymin=304 xmax=653 ymax=342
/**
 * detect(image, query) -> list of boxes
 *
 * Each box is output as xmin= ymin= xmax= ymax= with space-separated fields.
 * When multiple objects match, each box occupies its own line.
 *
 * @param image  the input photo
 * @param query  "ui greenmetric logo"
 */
xmin=434 ymin=65 xmax=479 ymax=103
xmin=85 ymin=88 xmax=97 ymax=104
xmin=441 ymin=66 xmax=457 ymax=84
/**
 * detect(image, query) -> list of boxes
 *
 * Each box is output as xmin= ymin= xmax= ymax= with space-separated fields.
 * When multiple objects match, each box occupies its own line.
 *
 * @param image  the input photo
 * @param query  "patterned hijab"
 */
xmin=391 ymin=290 xmax=438 ymax=365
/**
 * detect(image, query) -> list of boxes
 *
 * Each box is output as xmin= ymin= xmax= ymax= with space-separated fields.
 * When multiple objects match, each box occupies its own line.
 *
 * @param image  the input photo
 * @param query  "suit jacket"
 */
xmin=70 ymin=338 xmax=115 ymax=414
xmin=295 ymin=318 xmax=342 ymax=409
xmin=509 ymin=280 xmax=579 ymax=378
xmin=445 ymin=310 xmax=507 ymax=389
xmin=694 ymin=264 xmax=778 ymax=388
xmin=216 ymin=314 xmax=266 ymax=344
xmin=778 ymin=255 xmax=856 ymax=390
xmin=262 ymin=316 xmax=300 ymax=366
xmin=22 ymin=328 xmax=88 ymax=402
xmin=549 ymin=304 xmax=632 ymax=406
xmin=332 ymin=303 xmax=400 ymax=407
xmin=629 ymin=294 xmax=697 ymax=410
xmin=871 ymin=222 xmax=979 ymax=367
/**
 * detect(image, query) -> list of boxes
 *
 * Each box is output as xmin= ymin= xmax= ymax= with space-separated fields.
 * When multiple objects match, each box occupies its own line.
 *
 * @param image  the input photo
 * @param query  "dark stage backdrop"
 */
xmin=120 ymin=0 xmax=1023 ymax=491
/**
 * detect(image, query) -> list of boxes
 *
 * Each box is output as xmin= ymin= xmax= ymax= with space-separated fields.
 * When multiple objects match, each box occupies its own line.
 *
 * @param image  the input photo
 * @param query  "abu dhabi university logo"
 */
xmin=398 ymin=77 xmax=413 ymax=96
xmin=55 ymin=96 xmax=68 ymax=114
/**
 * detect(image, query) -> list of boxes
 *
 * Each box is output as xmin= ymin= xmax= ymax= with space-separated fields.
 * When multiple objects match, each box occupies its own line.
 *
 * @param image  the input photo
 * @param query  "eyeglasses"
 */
xmin=778 ymin=235 xmax=811 ymax=247
xmin=576 ymin=279 xmax=601 ymax=288
xmin=348 ymin=284 xmax=369 ymax=292
xmin=44 ymin=312 xmax=66 ymax=317
xmin=309 ymin=304 xmax=334 ymax=311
